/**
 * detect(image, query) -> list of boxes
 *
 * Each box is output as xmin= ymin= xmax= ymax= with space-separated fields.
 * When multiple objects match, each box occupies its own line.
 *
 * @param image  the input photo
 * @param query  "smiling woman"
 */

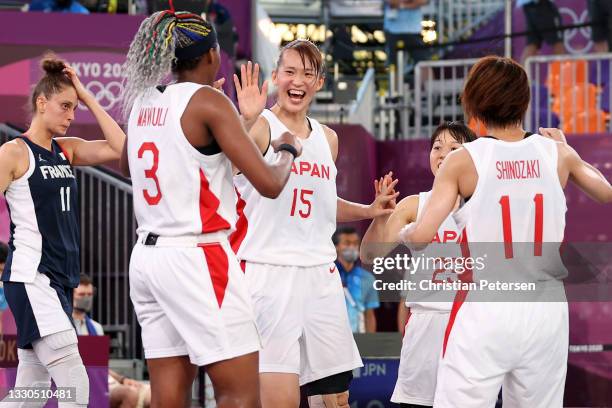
xmin=119 ymin=9 xmax=303 ymax=408
xmin=360 ymin=121 xmax=476 ymax=408
xmin=400 ymin=55 xmax=612 ymax=408
xmin=0 ymin=53 xmax=126 ymax=407
xmin=275 ymin=39 xmax=325 ymax=110
xmin=230 ymin=38 xmax=399 ymax=408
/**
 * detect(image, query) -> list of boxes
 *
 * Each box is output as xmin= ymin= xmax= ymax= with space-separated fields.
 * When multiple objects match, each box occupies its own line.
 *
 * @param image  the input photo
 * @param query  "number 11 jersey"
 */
xmin=452 ymin=135 xmax=568 ymax=283
xmin=232 ymin=109 xmax=337 ymax=266
xmin=127 ymin=83 xmax=237 ymax=237
xmin=2 ymin=137 xmax=79 ymax=287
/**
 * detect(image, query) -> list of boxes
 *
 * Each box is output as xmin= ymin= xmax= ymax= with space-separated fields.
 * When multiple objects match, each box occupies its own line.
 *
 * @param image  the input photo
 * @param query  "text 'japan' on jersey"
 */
xmin=232 ymin=109 xmax=338 ymax=266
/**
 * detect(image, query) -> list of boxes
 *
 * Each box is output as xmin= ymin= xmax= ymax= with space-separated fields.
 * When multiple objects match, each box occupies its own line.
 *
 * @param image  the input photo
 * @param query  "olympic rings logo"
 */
xmin=559 ymin=7 xmax=593 ymax=55
xmin=79 ymin=80 xmax=124 ymax=111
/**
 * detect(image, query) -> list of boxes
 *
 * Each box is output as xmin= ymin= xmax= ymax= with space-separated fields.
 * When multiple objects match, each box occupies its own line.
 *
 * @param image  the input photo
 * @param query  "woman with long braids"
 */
xmin=0 ymin=54 xmax=125 ymax=407
xmin=121 ymin=9 xmax=301 ymax=408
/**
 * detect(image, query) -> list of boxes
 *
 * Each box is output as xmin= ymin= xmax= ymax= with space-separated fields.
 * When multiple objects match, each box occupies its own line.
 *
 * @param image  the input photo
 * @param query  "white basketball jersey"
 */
xmin=453 ymin=135 xmax=568 ymax=284
xmin=127 ymin=83 xmax=237 ymax=237
xmin=404 ymin=191 xmax=463 ymax=312
xmin=232 ymin=109 xmax=337 ymax=266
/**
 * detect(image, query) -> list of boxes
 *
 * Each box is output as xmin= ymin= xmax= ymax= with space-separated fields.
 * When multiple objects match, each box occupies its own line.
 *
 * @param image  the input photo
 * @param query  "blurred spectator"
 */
xmin=332 ymin=25 xmax=357 ymax=75
xmin=333 ymin=227 xmax=379 ymax=333
xmin=0 ymin=242 xmax=8 ymax=333
xmin=383 ymin=0 xmax=430 ymax=73
xmin=588 ymin=0 xmax=612 ymax=53
xmin=72 ymin=274 xmax=151 ymax=408
xmin=72 ymin=273 xmax=103 ymax=336
xmin=79 ymin=0 xmax=130 ymax=14
xmin=205 ymin=0 xmax=239 ymax=58
xmin=518 ymin=0 xmax=566 ymax=64
xmin=28 ymin=0 xmax=90 ymax=13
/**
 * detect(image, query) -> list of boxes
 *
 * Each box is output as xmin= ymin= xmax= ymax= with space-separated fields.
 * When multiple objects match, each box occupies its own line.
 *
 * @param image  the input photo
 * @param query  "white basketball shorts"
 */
xmin=129 ymin=233 xmax=261 ymax=366
xmin=435 ymin=300 xmax=568 ymax=408
xmin=243 ymin=262 xmax=363 ymax=385
xmin=391 ymin=309 xmax=450 ymax=406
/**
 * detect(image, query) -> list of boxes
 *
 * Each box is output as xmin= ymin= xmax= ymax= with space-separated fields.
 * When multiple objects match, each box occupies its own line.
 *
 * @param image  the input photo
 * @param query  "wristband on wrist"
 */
xmin=277 ymin=143 xmax=298 ymax=159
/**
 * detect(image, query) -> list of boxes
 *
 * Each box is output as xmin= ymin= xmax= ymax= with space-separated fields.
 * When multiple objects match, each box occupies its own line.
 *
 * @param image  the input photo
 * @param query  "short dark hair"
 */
xmin=0 ymin=242 xmax=8 ymax=264
xmin=79 ymin=273 xmax=93 ymax=286
xmin=430 ymin=121 xmax=477 ymax=149
xmin=332 ymin=226 xmax=358 ymax=246
xmin=461 ymin=56 xmax=530 ymax=129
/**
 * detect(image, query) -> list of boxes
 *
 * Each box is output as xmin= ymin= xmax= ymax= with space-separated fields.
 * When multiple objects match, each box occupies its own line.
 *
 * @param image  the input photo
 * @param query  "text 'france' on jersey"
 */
xmin=2 ymin=137 xmax=79 ymax=287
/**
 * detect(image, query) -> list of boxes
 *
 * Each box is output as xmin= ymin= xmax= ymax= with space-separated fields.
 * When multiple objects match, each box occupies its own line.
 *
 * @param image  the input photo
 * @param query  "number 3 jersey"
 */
xmin=127 ymin=83 xmax=237 ymax=237
xmin=452 ymin=135 xmax=568 ymax=284
xmin=232 ymin=109 xmax=337 ymax=266
xmin=2 ymin=137 xmax=79 ymax=287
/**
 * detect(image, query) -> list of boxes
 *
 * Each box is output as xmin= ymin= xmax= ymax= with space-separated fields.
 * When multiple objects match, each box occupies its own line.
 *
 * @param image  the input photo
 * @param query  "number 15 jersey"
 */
xmin=127 ymin=83 xmax=237 ymax=237
xmin=232 ymin=109 xmax=337 ymax=266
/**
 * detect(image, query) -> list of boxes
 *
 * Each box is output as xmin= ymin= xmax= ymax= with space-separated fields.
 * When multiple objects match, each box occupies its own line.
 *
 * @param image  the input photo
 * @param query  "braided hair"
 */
xmin=121 ymin=10 xmax=217 ymax=120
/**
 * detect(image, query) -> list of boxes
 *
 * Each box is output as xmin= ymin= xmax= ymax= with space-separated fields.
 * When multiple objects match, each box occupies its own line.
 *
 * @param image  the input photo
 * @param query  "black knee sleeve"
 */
xmin=302 ymin=371 xmax=353 ymax=397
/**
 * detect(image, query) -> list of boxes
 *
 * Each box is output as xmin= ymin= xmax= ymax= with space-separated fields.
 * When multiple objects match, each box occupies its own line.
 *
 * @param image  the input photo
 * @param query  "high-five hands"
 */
xmin=370 ymin=171 xmax=400 ymax=218
xmin=234 ymin=61 xmax=269 ymax=124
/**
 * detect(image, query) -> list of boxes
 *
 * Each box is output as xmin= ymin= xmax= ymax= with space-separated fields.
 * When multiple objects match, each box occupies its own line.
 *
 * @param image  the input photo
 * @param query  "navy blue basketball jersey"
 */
xmin=2 ymin=137 xmax=80 ymax=288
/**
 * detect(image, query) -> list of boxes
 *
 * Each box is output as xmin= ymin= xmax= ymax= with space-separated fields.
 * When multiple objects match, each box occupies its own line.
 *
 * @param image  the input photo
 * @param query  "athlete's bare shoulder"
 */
xmin=181 ymin=85 xmax=238 ymax=146
xmin=390 ymin=194 xmax=419 ymax=223
xmin=555 ymin=139 xmax=583 ymax=187
xmin=0 ymin=138 xmax=30 ymax=190
xmin=0 ymin=138 xmax=29 ymax=165
xmin=556 ymin=140 xmax=578 ymax=163
xmin=321 ymin=124 xmax=338 ymax=143
xmin=321 ymin=124 xmax=338 ymax=161
xmin=189 ymin=85 xmax=232 ymax=110
xmin=439 ymin=147 xmax=477 ymax=198
xmin=537 ymin=128 xmax=575 ymax=187
xmin=248 ymin=115 xmax=271 ymax=154
xmin=383 ymin=194 xmax=419 ymax=244
xmin=1 ymin=138 xmax=27 ymax=154
xmin=253 ymin=114 xmax=271 ymax=130
xmin=396 ymin=194 xmax=419 ymax=221
xmin=445 ymin=147 xmax=472 ymax=168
